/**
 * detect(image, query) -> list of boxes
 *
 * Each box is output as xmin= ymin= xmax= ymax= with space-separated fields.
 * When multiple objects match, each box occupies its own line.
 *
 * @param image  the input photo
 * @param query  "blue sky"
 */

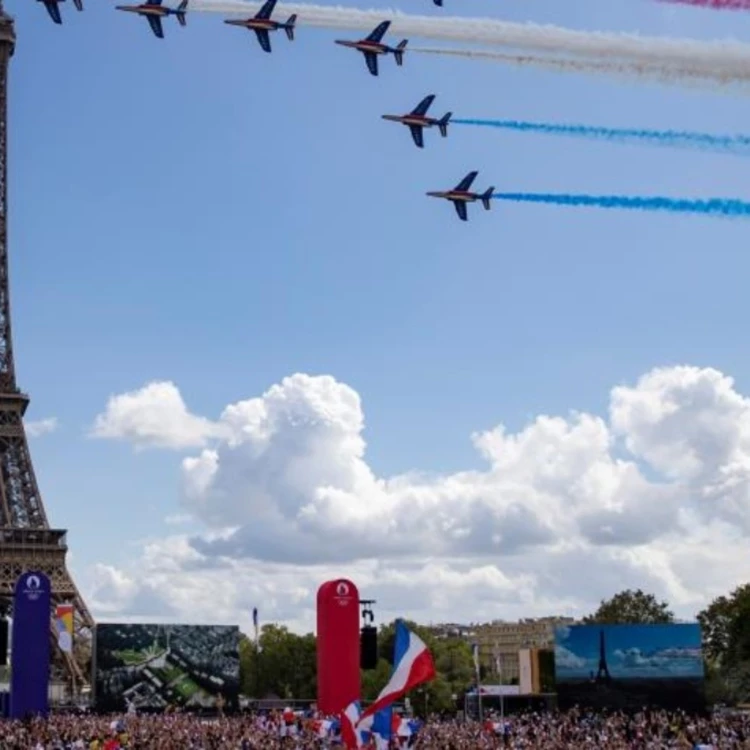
xmin=555 ymin=624 xmax=704 ymax=680
xmin=8 ymin=0 xmax=750 ymax=629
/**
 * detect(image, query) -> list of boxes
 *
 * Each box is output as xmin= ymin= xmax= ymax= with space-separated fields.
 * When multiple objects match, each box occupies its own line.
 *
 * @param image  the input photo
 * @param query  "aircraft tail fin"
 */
xmin=481 ymin=187 xmax=494 ymax=210
xmin=176 ymin=0 xmax=187 ymax=24
xmin=73 ymin=0 xmax=83 ymax=11
xmin=438 ymin=112 xmax=451 ymax=137
xmin=285 ymin=14 xmax=296 ymax=40
xmin=394 ymin=39 xmax=407 ymax=66
xmin=433 ymin=0 xmax=443 ymax=5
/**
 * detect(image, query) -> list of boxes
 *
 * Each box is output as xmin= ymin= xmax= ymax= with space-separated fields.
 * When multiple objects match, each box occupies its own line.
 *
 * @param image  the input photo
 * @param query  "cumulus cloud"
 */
xmin=90 ymin=381 xmax=225 ymax=450
xmin=555 ymin=645 xmax=587 ymax=671
xmin=26 ymin=417 xmax=58 ymax=437
xmin=85 ymin=365 xmax=750 ymax=630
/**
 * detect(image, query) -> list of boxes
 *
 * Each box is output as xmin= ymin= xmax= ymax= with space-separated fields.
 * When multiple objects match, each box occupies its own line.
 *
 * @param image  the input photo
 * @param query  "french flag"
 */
xmin=340 ymin=700 xmax=366 ymax=749
xmin=358 ymin=706 xmax=392 ymax=749
xmin=359 ymin=620 xmax=436 ymax=721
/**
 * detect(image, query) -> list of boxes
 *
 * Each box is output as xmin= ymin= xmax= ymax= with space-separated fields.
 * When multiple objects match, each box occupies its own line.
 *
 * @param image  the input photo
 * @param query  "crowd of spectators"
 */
xmin=0 ymin=707 xmax=748 ymax=749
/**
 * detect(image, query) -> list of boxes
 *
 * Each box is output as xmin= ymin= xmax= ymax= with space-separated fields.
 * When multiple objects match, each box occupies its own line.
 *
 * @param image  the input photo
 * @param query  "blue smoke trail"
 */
xmin=492 ymin=193 xmax=750 ymax=217
xmin=453 ymin=119 xmax=750 ymax=156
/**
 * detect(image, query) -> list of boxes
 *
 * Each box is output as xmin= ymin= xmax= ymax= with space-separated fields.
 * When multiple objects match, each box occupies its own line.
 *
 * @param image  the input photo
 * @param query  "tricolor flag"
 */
xmin=312 ymin=718 xmax=334 ymax=738
xmin=341 ymin=700 xmax=366 ymax=749
xmin=55 ymin=603 xmax=74 ymax=654
xmin=358 ymin=706 xmax=392 ymax=749
xmin=359 ymin=620 xmax=436 ymax=722
xmin=395 ymin=716 xmax=422 ymax=737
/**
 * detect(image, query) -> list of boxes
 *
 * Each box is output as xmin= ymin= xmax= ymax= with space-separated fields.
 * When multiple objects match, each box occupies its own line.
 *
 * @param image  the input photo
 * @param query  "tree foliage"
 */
xmin=240 ymin=624 xmax=317 ymax=699
xmin=698 ymin=583 xmax=750 ymax=665
xmin=238 ymin=619 xmax=474 ymax=712
xmin=583 ymin=589 xmax=675 ymax=625
xmin=697 ymin=583 xmax=750 ymax=704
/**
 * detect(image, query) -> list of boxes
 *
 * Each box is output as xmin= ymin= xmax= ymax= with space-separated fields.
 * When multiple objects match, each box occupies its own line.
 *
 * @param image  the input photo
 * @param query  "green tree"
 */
xmin=239 ymin=624 xmax=316 ymax=699
xmin=697 ymin=583 xmax=750 ymax=705
xmin=698 ymin=583 xmax=750 ymax=665
xmin=361 ymin=658 xmax=393 ymax=701
xmin=583 ymin=589 xmax=675 ymax=625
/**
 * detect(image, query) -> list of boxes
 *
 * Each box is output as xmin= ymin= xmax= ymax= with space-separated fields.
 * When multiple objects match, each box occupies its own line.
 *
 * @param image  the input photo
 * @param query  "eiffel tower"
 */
xmin=0 ymin=2 xmax=93 ymax=692
xmin=594 ymin=629 xmax=612 ymax=684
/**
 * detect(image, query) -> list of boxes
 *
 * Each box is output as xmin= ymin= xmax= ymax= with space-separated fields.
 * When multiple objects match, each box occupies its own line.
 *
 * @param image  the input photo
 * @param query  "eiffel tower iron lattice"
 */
xmin=0 ymin=1 xmax=94 ymax=692
xmin=595 ymin=629 xmax=612 ymax=684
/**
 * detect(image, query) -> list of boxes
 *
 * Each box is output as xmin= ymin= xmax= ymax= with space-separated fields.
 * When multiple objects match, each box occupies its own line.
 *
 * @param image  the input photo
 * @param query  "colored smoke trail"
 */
xmin=659 ymin=0 xmax=750 ymax=9
xmin=411 ymin=47 xmax=750 ymax=90
xmin=452 ymin=118 xmax=750 ymax=155
xmin=193 ymin=0 xmax=750 ymax=84
xmin=493 ymin=193 xmax=750 ymax=217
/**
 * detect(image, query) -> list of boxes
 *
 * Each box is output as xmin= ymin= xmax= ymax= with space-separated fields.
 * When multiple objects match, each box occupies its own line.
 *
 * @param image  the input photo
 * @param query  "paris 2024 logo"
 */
xmin=334 ymin=580 xmax=353 ymax=607
xmin=22 ymin=573 xmax=45 ymax=602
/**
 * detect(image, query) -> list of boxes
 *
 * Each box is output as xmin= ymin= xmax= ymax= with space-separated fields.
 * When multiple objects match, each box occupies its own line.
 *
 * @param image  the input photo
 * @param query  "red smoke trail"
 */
xmin=660 ymin=0 xmax=750 ymax=9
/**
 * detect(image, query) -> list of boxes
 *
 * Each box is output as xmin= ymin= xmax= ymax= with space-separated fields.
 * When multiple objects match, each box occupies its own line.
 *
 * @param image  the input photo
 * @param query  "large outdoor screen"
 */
xmin=94 ymin=623 xmax=240 ymax=712
xmin=554 ymin=623 xmax=705 ymax=712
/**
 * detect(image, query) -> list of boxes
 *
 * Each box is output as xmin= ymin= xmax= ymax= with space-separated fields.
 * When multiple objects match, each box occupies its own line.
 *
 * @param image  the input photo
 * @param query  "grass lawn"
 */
xmin=112 ymin=649 xmax=148 ymax=665
xmin=172 ymin=674 xmax=201 ymax=700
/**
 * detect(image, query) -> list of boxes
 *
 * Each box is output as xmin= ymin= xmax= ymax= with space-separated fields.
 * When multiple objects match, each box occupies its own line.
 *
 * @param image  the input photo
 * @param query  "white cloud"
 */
xmin=26 ymin=417 xmax=58 ymax=437
xmin=90 ymin=381 xmax=226 ymax=450
xmin=554 ymin=645 xmax=587 ymax=670
xmin=85 ymin=365 xmax=750 ymax=631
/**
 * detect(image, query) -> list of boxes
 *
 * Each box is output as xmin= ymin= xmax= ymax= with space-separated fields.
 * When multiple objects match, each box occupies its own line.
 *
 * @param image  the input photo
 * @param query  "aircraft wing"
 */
xmin=366 ymin=20 xmax=390 ymax=42
xmin=255 ymin=0 xmax=276 ymax=19
xmin=43 ymin=0 xmax=63 ymax=24
xmin=364 ymin=51 xmax=379 ymax=76
xmin=72 ymin=0 xmax=83 ymax=9
xmin=412 ymin=94 xmax=435 ymax=116
xmin=147 ymin=14 xmax=165 ymax=37
xmin=409 ymin=125 xmax=424 ymax=148
xmin=453 ymin=201 xmax=468 ymax=221
xmin=254 ymin=28 xmax=272 ymax=52
xmin=455 ymin=171 xmax=478 ymax=191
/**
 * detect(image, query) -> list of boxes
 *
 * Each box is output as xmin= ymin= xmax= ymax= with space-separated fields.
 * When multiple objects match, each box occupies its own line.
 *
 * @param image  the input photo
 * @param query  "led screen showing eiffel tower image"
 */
xmin=554 ymin=624 xmax=705 ymax=712
xmin=93 ymin=623 xmax=241 ymax=712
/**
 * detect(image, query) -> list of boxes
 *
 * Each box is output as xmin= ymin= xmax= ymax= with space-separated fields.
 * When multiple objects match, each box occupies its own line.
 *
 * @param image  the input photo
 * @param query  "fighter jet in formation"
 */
xmin=335 ymin=21 xmax=407 ymax=77
xmin=39 ymin=0 xmax=83 ymax=26
xmin=427 ymin=171 xmax=494 ymax=221
xmin=224 ymin=0 xmax=296 ymax=53
xmin=116 ymin=0 xmax=188 ymax=39
xmin=382 ymin=94 xmax=451 ymax=148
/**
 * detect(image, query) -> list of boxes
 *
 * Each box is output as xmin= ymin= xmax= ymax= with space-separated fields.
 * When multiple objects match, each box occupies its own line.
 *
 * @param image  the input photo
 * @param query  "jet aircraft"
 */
xmin=224 ymin=0 xmax=296 ymax=53
xmin=39 ymin=0 xmax=83 ymax=26
xmin=116 ymin=0 xmax=188 ymax=39
xmin=426 ymin=171 xmax=494 ymax=222
xmin=382 ymin=94 xmax=451 ymax=148
xmin=334 ymin=21 xmax=407 ymax=76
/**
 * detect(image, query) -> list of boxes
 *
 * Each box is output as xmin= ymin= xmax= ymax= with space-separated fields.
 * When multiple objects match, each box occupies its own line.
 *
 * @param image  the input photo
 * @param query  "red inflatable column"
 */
xmin=316 ymin=579 xmax=360 ymax=714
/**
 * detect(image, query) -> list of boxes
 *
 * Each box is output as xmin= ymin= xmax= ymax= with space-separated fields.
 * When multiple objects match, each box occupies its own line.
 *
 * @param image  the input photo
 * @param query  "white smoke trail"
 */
xmin=411 ymin=46 xmax=750 ymax=91
xmin=192 ymin=0 xmax=750 ymax=81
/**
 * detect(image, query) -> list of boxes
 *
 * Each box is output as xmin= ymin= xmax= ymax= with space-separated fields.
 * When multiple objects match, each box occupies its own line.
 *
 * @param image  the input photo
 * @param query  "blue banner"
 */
xmin=10 ymin=571 xmax=51 ymax=719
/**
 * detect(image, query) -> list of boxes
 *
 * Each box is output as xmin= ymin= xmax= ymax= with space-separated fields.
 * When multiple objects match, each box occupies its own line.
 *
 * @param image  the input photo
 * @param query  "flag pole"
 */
xmin=252 ymin=607 xmax=260 ymax=699
xmin=472 ymin=642 xmax=483 ymax=723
